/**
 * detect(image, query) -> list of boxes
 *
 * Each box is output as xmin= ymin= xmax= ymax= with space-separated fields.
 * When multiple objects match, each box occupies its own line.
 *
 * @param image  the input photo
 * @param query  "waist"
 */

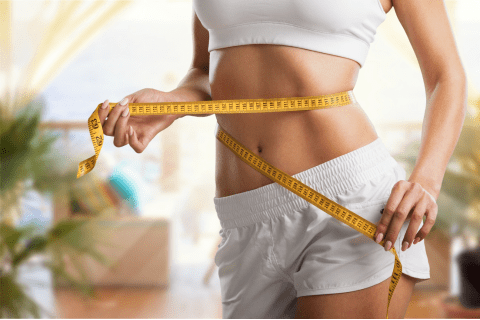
xmin=213 ymin=92 xmax=380 ymax=198
xmin=214 ymin=98 xmax=378 ymax=154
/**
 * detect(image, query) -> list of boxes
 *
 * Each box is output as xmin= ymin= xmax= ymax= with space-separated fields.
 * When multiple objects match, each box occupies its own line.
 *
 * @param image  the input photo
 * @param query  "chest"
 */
xmin=193 ymin=0 xmax=386 ymax=34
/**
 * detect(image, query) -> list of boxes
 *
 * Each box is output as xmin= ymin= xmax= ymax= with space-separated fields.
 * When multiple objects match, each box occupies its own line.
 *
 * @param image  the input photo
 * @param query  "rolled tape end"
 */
xmin=77 ymin=156 xmax=96 ymax=178
xmin=77 ymin=164 xmax=93 ymax=178
xmin=77 ymin=166 xmax=85 ymax=179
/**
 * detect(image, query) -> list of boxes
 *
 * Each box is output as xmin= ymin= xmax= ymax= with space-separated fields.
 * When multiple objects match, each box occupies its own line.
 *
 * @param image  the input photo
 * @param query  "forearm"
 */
xmin=169 ymin=67 xmax=212 ymax=118
xmin=408 ymin=72 xmax=468 ymax=200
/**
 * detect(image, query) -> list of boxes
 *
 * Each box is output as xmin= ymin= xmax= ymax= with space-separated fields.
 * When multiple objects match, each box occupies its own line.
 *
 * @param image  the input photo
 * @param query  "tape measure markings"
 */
xmin=102 ymin=91 xmax=355 ymax=116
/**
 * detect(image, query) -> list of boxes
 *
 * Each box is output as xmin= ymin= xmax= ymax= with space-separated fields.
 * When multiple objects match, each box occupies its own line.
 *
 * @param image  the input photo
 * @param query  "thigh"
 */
xmin=215 ymin=222 xmax=298 ymax=318
xmin=294 ymin=272 xmax=418 ymax=319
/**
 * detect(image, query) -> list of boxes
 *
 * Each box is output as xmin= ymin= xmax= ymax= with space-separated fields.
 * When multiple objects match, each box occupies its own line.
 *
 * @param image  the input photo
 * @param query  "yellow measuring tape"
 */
xmin=77 ymin=91 xmax=401 ymax=318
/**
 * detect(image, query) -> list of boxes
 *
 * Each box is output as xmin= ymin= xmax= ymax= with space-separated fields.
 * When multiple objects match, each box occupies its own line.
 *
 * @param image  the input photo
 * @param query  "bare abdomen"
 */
xmin=210 ymin=44 xmax=379 ymax=198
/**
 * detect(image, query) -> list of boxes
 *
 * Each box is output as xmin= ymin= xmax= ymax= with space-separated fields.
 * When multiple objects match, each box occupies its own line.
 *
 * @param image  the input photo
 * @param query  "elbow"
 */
xmin=441 ymin=69 xmax=467 ymax=88
xmin=426 ymin=67 xmax=467 ymax=100
xmin=201 ymin=64 xmax=209 ymax=74
xmin=439 ymin=60 xmax=467 ymax=87
xmin=445 ymin=70 xmax=467 ymax=108
xmin=190 ymin=64 xmax=209 ymax=75
xmin=189 ymin=60 xmax=210 ymax=75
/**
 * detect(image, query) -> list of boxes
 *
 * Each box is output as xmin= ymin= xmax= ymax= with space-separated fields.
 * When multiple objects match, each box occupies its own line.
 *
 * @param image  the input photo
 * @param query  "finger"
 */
xmin=402 ymin=193 xmax=428 ymax=251
xmin=374 ymin=180 xmax=408 ymax=244
xmin=113 ymin=101 xmax=130 ymax=147
xmin=413 ymin=201 xmax=438 ymax=245
xmin=98 ymin=100 xmax=110 ymax=126
xmin=382 ymin=182 xmax=424 ymax=251
xmin=128 ymin=125 xmax=146 ymax=153
xmin=103 ymin=97 xmax=129 ymax=136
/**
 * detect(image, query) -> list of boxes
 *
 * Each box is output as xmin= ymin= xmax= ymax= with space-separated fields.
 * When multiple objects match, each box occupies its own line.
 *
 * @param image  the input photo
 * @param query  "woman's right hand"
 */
xmin=98 ymin=88 xmax=185 ymax=154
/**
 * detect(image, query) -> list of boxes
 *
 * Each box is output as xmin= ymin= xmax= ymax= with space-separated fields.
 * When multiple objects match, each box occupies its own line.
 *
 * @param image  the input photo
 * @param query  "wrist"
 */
xmin=407 ymin=174 xmax=441 ymax=201
xmin=168 ymin=87 xmax=213 ymax=118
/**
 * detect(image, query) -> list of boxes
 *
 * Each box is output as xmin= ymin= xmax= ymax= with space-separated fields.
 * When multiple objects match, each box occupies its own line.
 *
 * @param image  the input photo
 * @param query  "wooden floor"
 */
xmin=54 ymin=264 xmax=223 ymax=318
xmin=53 ymin=267 xmax=449 ymax=318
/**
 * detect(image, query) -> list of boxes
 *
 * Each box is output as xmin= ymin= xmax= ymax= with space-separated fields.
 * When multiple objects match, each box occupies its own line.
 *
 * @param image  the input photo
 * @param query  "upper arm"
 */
xmin=190 ymin=9 xmax=210 ymax=74
xmin=392 ymin=0 xmax=466 ymax=91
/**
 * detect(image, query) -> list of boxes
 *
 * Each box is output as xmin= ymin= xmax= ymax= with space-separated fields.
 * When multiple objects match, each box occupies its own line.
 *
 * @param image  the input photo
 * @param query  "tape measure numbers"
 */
xmin=77 ymin=90 xmax=401 ymax=318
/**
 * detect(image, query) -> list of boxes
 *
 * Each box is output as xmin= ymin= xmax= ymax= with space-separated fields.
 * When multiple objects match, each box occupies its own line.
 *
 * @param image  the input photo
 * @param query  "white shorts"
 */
xmin=213 ymin=137 xmax=431 ymax=318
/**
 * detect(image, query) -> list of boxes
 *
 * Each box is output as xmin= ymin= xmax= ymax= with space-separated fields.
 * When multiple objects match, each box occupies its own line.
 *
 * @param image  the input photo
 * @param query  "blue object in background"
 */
xmin=108 ymin=161 xmax=142 ymax=215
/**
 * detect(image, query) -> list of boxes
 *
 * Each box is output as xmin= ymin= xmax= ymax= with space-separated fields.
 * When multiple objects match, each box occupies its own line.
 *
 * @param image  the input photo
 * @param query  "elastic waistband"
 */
xmin=213 ymin=137 xmax=398 ymax=229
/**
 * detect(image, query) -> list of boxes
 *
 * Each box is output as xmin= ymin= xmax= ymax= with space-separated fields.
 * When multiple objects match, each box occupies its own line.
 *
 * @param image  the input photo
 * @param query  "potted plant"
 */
xmin=0 ymin=97 xmax=115 ymax=318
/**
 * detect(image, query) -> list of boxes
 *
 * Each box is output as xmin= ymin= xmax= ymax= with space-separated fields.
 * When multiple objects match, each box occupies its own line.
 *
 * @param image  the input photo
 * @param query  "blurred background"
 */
xmin=0 ymin=0 xmax=479 ymax=318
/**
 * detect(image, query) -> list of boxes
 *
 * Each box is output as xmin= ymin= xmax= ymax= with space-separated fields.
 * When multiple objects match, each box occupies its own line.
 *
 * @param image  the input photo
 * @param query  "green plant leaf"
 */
xmin=0 ymin=222 xmax=23 ymax=257
xmin=0 ymin=273 xmax=41 ymax=318
xmin=12 ymin=235 xmax=48 ymax=267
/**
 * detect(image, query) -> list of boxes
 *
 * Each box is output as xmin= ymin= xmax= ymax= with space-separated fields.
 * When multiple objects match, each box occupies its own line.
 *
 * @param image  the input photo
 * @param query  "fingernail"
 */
xmin=375 ymin=233 xmax=383 ymax=244
xmin=119 ymin=97 xmax=128 ymax=106
xmin=413 ymin=237 xmax=420 ymax=245
xmin=408 ymin=242 xmax=412 ymax=249
xmin=129 ymin=125 xmax=133 ymax=136
xmin=122 ymin=107 xmax=129 ymax=117
xmin=384 ymin=240 xmax=392 ymax=251
xmin=101 ymin=100 xmax=109 ymax=109
xmin=402 ymin=241 xmax=409 ymax=251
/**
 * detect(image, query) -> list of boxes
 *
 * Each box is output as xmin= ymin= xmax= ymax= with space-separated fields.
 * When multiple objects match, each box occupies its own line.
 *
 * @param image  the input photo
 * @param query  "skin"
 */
xmin=99 ymin=0 xmax=467 ymax=318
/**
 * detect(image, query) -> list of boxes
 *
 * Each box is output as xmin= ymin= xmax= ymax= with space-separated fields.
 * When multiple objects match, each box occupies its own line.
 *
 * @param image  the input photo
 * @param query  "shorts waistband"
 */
xmin=213 ymin=137 xmax=398 ymax=229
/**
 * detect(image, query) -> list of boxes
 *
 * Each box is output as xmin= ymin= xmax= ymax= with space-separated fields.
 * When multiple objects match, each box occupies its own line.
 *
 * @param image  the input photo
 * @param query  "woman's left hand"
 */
xmin=374 ymin=179 xmax=438 ymax=252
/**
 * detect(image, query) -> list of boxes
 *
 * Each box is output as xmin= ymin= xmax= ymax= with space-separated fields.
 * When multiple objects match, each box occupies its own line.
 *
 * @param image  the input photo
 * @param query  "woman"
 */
xmin=97 ymin=0 xmax=467 ymax=318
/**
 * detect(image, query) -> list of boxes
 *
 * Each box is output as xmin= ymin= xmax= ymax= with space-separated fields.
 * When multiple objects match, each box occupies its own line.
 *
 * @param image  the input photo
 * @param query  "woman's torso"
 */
xmin=212 ymin=0 xmax=393 ymax=198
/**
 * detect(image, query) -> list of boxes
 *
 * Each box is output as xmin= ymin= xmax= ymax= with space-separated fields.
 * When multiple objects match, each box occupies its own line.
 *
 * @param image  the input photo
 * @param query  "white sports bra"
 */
xmin=193 ymin=0 xmax=387 ymax=67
